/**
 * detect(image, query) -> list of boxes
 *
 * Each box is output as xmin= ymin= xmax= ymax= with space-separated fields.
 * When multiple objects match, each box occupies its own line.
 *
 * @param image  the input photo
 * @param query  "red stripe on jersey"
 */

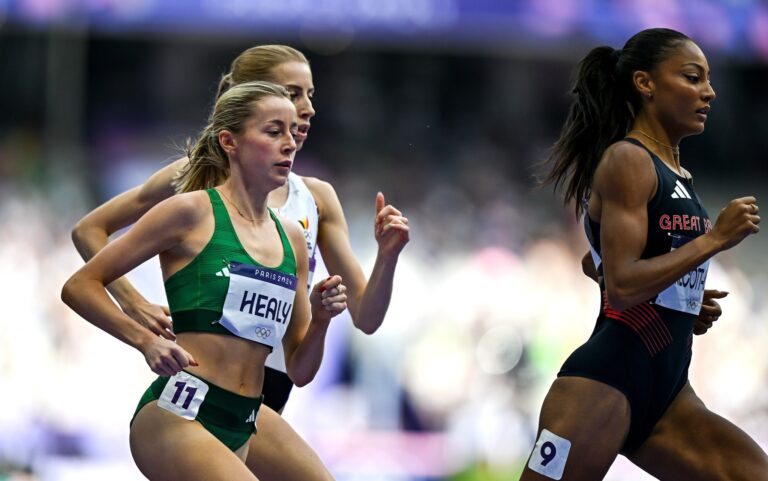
xmin=621 ymin=308 xmax=664 ymax=353
xmin=602 ymin=292 xmax=672 ymax=356
xmin=637 ymin=302 xmax=673 ymax=343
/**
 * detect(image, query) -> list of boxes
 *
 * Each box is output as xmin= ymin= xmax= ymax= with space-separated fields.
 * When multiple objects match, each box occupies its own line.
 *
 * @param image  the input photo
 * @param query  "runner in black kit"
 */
xmin=520 ymin=28 xmax=768 ymax=481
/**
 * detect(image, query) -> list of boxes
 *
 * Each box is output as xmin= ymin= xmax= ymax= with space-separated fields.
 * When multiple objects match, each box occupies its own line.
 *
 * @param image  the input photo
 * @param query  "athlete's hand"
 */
xmin=310 ymin=275 xmax=347 ymax=325
xmin=694 ymin=289 xmax=727 ymax=335
xmin=141 ymin=337 xmax=198 ymax=376
xmin=374 ymin=192 xmax=409 ymax=258
xmin=711 ymin=197 xmax=760 ymax=251
xmin=122 ymin=300 xmax=175 ymax=340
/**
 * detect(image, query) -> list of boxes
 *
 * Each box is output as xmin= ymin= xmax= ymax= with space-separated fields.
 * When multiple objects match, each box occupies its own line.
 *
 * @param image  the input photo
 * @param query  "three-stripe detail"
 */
xmin=671 ymin=180 xmax=691 ymax=199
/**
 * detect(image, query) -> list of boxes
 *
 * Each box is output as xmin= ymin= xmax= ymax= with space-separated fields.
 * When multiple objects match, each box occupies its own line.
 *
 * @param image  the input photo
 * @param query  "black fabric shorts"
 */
xmin=558 ymin=312 xmax=693 ymax=453
xmin=263 ymin=366 xmax=294 ymax=412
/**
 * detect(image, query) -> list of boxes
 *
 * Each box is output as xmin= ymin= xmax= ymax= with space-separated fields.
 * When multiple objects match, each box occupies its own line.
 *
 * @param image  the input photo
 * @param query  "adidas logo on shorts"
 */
xmin=245 ymin=410 xmax=256 ymax=423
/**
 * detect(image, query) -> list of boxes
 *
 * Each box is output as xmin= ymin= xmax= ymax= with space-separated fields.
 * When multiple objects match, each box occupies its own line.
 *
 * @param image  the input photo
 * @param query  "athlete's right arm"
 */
xmin=596 ymin=142 xmax=759 ymax=311
xmin=71 ymin=157 xmax=189 ymax=339
xmin=62 ymin=193 xmax=203 ymax=376
xmin=281 ymin=220 xmax=347 ymax=386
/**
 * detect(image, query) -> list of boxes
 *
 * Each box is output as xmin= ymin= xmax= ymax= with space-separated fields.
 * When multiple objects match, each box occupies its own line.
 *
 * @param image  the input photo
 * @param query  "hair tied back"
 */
xmin=610 ymin=48 xmax=623 ymax=64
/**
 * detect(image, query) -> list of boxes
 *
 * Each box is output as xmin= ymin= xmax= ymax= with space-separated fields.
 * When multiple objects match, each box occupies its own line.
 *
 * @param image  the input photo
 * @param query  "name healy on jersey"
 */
xmin=658 ymin=214 xmax=712 ymax=233
xmin=238 ymin=290 xmax=292 ymax=324
xmin=219 ymin=262 xmax=298 ymax=345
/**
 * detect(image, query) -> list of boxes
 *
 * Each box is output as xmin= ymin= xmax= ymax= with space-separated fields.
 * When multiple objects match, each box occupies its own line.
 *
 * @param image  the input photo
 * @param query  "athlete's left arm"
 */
xmin=281 ymin=220 xmax=347 ymax=386
xmin=307 ymin=178 xmax=409 ymax=335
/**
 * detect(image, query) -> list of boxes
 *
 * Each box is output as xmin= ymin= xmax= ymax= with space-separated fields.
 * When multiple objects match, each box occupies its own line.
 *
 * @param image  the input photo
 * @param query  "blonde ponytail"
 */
xmin=174 ymin=81 xmax=291 ymax=193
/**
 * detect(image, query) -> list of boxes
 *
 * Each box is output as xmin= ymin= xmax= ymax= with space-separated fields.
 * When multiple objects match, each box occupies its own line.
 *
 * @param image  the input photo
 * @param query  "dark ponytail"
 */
xmin=544 ymin=28 xmax=690 ymax=216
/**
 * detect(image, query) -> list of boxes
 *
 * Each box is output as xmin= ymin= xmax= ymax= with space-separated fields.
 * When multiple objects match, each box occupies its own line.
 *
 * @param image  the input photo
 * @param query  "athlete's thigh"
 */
xmin=520 ymin=377 xmax=630 ymax=481
xmin=628 ymin=382 xmax=768 ymax=481
xmin=131 ymin=402 xmax=258 ymax=481
xmin=246 ymin=405 xmax=334 ymax=481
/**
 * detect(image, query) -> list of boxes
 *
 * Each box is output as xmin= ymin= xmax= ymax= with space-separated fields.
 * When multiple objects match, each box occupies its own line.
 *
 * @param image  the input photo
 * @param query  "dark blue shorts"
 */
xmin=558 ymin=311 xmax=693 ymax=453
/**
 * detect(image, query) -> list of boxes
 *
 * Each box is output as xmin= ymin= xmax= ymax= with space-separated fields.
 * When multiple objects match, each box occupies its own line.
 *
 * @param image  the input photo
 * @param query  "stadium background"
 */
xmin=2 ymin=1 xmax=768 ymax=479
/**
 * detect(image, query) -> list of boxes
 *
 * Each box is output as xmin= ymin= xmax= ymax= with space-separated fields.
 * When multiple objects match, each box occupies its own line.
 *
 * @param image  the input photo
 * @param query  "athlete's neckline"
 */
xmin=624 ymin=137 xmax=692 ymax=181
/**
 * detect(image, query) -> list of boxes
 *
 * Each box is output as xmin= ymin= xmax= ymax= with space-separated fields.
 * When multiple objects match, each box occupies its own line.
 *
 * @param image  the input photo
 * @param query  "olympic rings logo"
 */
xmin=254 ymin=327 xmax=272 ymax=339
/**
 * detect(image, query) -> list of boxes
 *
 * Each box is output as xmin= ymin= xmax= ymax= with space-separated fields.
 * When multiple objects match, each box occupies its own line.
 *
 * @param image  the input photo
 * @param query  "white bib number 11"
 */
xmin=157 ymin=371 xmax=209 ymax=420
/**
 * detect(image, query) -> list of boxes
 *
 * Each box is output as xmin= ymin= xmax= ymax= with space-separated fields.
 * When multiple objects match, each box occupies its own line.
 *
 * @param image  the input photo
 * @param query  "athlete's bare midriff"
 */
xmin=178 ymin=332 xmax=270 ymax=397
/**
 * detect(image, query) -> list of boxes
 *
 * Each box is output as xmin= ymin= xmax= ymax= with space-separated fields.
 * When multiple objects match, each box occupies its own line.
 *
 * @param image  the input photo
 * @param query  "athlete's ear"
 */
xmin=218 ymin=130 xmax=237 ymax=156
xmin=632 ymin=70 xmax=654 ymax=100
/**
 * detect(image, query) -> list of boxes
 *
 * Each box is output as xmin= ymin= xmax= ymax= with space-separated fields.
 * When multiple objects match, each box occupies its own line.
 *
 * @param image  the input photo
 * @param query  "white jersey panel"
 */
xmin=266 ymin=172 xmax=320 ymax=374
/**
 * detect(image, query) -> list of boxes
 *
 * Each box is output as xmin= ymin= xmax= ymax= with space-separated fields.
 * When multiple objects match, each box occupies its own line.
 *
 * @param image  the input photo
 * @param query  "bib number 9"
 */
xmin=540 ymin=441 xmax=557 ymax=466
xmin=527 ymin=429 xmax=571 ymax=480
